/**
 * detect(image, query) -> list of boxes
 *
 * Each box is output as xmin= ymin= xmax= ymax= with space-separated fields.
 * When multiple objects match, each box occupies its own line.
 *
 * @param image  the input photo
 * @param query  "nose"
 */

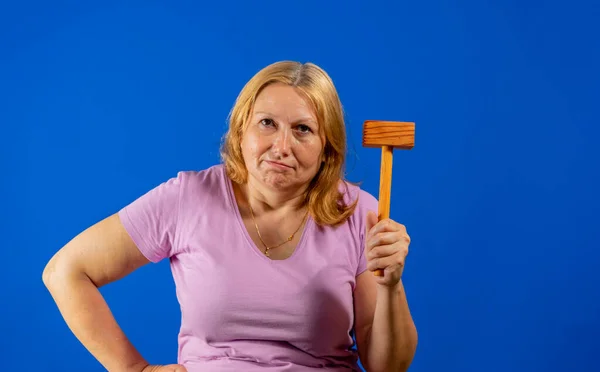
xmin=272 ymin=127 xmax=291 ymax=157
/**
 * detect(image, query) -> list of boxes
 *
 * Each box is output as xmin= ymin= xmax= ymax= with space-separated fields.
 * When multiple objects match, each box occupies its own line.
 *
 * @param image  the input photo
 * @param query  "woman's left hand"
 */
xmin=365 ymin=210 xmax=411 ymax=287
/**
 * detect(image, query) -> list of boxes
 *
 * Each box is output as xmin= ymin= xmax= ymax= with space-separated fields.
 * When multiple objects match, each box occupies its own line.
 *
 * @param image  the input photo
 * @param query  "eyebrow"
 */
xmin=254 ymin=111 xmax=317 ymax=125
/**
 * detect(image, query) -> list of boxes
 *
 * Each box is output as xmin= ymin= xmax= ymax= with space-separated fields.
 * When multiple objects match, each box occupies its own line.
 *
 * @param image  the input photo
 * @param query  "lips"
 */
xmin=265 ymin=160 xmax=293 ymax=169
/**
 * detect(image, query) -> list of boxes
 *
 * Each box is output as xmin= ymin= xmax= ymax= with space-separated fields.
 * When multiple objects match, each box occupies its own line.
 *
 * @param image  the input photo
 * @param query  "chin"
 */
xmin=261 ymin=172 xmax=296 ymax=190
xmin=247 ymin=164 xmax=314 ymax=192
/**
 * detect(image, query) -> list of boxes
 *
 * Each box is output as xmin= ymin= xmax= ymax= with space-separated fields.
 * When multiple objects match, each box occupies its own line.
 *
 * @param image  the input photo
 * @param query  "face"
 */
xmin=240 ymin=82 xmax=324 ymax=192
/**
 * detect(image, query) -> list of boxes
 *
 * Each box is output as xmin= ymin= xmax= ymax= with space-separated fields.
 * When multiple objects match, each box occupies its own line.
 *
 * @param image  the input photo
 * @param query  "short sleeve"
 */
xmin=355 ymin=190 xmax=379 ymax=277
xmin=118 ymin=173 xmax=183 ymax=263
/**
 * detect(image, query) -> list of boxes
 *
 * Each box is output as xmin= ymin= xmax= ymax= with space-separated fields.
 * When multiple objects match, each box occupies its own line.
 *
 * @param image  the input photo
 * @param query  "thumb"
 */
xmin=366 ymin=210 xmax=378 ymax=237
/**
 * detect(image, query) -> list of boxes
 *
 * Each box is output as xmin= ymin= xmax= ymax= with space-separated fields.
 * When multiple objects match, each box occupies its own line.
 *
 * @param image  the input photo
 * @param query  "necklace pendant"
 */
xmin=265 ymin=248 xmax=270 ymax=257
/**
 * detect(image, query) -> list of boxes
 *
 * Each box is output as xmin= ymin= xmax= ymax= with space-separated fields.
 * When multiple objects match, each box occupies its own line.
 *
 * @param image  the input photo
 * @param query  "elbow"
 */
xmin=371 ymin=358 xmax=415 ymax=372
xmin=398 ymin=327 xmax=419 ymax=372
xmin=42 ymin=254 xmax=78 ymax=290
xmin=368 ymin=359 xmax=414 ymax=372
xmin=42 ymin=258 xmax=57 ymax=288
xmin=364 ymin=355 xmax=415 ymax=372
xmin=400 ymin=326 xmax=419 ymax=370
xmin=366 ymin=328 xmax=418 ymax=372
xmin=366 ymin=362 xmax=410 ymax=372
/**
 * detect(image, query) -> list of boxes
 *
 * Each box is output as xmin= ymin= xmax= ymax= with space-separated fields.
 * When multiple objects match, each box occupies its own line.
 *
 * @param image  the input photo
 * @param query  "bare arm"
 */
xmin=354 ymin=272 xmax=418 ymax=372
xmin=42 ymin=213 xmax=152 ymax=372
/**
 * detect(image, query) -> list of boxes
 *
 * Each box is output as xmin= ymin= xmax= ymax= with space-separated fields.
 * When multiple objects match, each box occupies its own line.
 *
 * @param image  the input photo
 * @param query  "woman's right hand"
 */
xmin=141 ymin=364 xmax=187 ymax=372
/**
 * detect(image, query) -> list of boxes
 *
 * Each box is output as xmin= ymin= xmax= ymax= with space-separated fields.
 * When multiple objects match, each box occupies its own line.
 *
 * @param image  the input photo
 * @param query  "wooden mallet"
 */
xmin=362 ymin=120 xmax=415 ymax=276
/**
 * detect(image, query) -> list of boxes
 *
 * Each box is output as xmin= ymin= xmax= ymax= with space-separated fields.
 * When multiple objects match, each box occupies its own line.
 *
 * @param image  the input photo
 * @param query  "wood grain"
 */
xmin=378 ymin=145 xmax=393 ymax=222
xmin=373 ymin=145 xmax=394 ymax=277
xmin=362 ymin=120 xmax=415 ymax=149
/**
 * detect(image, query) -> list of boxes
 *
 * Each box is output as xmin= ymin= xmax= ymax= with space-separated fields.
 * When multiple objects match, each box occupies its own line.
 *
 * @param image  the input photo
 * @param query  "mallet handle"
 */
xmin=375 ymin=145 xmax=394 ymax=277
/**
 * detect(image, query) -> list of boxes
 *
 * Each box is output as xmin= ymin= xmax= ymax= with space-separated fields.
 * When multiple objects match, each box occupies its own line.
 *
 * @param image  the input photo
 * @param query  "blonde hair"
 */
xmin=220 ymin=61 xmax=357 ymax=227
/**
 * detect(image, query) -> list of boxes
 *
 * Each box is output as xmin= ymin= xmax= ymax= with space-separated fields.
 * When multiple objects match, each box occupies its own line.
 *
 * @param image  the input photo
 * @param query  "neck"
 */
xmin=241 ymin=176 xmax=308 ymax=215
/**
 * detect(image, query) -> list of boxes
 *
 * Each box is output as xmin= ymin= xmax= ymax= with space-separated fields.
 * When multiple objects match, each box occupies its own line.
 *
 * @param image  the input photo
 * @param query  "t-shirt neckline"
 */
xmin=222 ymin=165 xmax=312 ymax=264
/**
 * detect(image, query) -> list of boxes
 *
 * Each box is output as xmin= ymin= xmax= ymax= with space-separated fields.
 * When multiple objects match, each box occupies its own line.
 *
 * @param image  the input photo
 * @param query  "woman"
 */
xmin=42 ymin=61 xmax=418 ymax=372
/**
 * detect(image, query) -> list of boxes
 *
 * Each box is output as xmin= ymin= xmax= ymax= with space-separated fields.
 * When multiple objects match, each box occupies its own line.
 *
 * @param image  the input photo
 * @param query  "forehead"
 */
xmin=253 ymin=83 xmax=316 ymax=117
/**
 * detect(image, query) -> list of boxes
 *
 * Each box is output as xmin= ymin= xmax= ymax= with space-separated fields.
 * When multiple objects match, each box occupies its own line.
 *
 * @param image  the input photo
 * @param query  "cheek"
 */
xmin=298 ymin=137 xmax=324 ymax=165
xmin=241 ymin=132 xmax=265 ymax=160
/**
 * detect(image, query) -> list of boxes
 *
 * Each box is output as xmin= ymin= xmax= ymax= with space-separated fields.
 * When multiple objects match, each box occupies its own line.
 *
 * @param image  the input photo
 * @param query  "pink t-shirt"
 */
xmin=118 ymin=164 xmax=378 ymax=372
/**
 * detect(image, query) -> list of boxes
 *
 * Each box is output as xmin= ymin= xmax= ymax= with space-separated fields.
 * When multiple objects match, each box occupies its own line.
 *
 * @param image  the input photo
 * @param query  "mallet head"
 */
xmin=362 ymin=120 xmax=415 ymax=149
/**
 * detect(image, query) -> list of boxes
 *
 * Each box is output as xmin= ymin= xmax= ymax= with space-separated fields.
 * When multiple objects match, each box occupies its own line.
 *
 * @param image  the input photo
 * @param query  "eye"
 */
xmin=260 ymin=118 xmax=275 ymax=127
xmin=297 ymin=124 xmax=312 ymax=134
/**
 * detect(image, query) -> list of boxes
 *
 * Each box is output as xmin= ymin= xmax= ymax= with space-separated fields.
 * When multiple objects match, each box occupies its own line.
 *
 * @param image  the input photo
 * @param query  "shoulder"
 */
xmin=163 ymin=163 xmax=229 ymax=197
xmin=117 ymin=164 xmax=230 ymax=262
xmin=130 ymin=164 xmax=228 ymax=209
xmin=172 ymin=163 xmax=227 ymax=186
xmin=332 ymin=180 xmax=379 ymax=240
xmin=339 ymin=180 xmax=379 ymax=219
xmin=327 ymin=180 xmax=378 ymax=277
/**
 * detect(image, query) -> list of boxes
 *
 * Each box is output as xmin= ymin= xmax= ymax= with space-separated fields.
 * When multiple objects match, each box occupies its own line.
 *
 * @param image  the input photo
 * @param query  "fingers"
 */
xmin=366 ymin=250 xmax=405 ymax=272
xmin=367 ymin=231 xmax=410 ymax=251
xmin=368 ymin=217 xmax=407 ymax=237
xmin=365 ymin=210 xmax=378 ymax=236
xmin=367 ymin=242 xmax=398 ymax=260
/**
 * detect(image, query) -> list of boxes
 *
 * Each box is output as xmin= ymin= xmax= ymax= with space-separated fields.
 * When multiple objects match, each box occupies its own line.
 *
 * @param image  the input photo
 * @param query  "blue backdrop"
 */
xmin=1 ymin=1 xmax=598 ymax=371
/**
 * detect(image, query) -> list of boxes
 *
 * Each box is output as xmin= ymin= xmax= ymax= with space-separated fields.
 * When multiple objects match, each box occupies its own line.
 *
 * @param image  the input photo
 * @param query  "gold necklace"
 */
xmin=248 ymin=203 xmax=309 ymax=257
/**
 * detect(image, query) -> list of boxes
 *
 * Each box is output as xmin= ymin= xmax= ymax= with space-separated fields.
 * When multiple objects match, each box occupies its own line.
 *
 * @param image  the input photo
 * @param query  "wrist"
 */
xmin=124 ymin=360 xmax=150 ymax=372
xmin=377 ymin=279 xmax=403 ymax=295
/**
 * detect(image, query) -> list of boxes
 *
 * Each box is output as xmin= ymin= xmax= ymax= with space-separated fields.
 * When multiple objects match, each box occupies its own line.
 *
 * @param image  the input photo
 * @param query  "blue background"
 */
xmin=1 ymin=1 xmax=598 ymax=371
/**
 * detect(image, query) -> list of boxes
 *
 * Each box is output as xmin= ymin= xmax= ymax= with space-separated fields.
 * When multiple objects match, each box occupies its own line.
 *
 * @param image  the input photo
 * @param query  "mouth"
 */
xmin=265 ymin=160 xmax=294 ymax=169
